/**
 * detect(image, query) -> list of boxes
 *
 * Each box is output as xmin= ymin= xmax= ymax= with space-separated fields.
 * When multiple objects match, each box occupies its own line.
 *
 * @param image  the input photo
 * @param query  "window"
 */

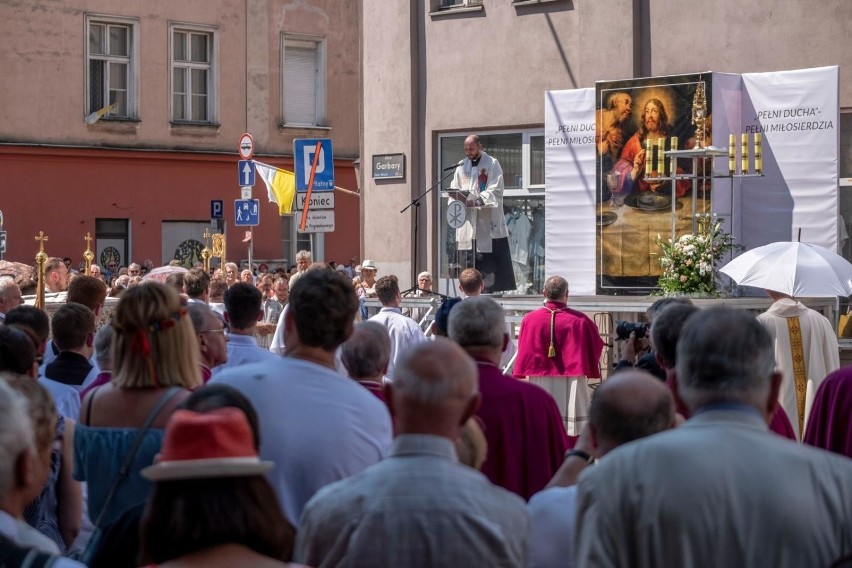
xmin=282 ymin=36 xmax=325 ymax=126
xmin=439 ymin=0 xmax=482 ymax=8
xmin=171 ymin=25 xmax=216 ymax=123
xmin=86 ymin=16 xmax=137 ymax=119
xmin=438 ymin=130 xmax=545 ymax=294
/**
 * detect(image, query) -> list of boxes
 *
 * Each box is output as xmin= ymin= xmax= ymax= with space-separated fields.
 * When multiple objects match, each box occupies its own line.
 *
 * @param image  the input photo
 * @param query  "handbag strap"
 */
xmin=91 ymin=386 xmax=182 ymax=529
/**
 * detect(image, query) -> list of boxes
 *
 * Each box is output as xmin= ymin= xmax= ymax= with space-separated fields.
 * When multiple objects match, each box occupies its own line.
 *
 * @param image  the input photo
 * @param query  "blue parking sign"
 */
xmin=293 ymin=138 xmax=334 ymax=192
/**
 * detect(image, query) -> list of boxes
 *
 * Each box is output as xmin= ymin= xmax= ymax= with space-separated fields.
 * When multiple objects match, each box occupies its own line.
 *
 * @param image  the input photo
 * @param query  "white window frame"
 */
xmin=169 ymin=22 xmax=218 ymax=124
xmin=280 ymin=34 xmax=327 ymax=127
xmin=438 ymin=129 xmax=545 ymax=196
xmin=84 ymin=14 xmax=139 ymax=120
xmin=439 ymin=0 xmax=482 ymax=8
xmin=436 ymin=128 xmax=546 ymax=293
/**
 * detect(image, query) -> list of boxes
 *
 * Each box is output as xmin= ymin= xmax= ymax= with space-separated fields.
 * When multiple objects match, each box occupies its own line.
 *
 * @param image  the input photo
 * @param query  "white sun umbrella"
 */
xmin=719 ymin=241 xmax=852 ymax=297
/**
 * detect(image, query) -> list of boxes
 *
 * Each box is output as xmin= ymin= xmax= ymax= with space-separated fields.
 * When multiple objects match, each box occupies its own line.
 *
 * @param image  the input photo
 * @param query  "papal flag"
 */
xmin=254 ymin=161 xmax=296 ymax=215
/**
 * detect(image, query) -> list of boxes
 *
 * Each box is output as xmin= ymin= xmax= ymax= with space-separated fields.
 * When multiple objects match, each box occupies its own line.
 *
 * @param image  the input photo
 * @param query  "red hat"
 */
xmin=142 ymin=408 xmax=272 ymax=481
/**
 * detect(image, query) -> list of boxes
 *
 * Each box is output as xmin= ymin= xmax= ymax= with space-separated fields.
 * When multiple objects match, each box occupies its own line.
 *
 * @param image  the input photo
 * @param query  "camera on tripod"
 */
xmin=615 ymin=320 xmax=650 ymax=341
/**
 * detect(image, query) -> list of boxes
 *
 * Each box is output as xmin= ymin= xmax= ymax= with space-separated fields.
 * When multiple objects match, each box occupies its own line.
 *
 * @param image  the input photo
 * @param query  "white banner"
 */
xmin=544 ymin=89 xmax=597 ymax=295
xmin=740 ymin=66 xmax=839 ymax=251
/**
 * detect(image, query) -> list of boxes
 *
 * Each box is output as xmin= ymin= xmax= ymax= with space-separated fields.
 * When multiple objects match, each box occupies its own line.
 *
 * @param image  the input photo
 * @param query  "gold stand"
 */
xmin=201 ymin=228 xmax=212 ymax=273
xmin=83 ymin=232 xmax=95 ymax=276
xmin=34 ymin=231 xmax=48 ymax=311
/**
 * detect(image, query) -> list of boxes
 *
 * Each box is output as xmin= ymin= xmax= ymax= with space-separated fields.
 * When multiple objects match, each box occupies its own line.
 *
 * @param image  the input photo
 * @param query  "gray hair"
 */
xmin=393 ymin=339 xmax=478 ymax=406
xmin=296 ymin=250 xmax=312 ymax=262
xmin=0 ymin=276 xmax=17 ymax=295
xmin=188 ymin=302 xmax=214 ymax=333
xmin=543 ymin=276 xmax=569 ymax=301
xmin=676 ymin=307 xmax=776 ymax=411
xmin=94 ymin=323 xmax=115 ymax=370
xmin=341 ymin=321 xmax=391 ymax=379
xmin=448 ymin=296 xmax=505 ymax=348
xmin=0 ymin=379 xmax=34 ymax=497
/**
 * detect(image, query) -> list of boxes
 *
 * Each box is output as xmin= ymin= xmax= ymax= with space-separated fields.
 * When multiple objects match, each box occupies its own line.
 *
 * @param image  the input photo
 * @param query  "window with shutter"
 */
xmin=282 ymin=36 xmax=325 ymax=126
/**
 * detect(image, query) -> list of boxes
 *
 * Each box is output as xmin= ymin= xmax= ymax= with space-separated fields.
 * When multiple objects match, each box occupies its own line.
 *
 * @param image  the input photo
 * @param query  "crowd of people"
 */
xmin=0 ymin=255 xmax=851 ymax=567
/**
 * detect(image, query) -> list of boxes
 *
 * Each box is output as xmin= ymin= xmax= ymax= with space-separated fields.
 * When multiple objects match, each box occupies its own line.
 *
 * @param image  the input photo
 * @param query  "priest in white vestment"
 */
xmin=757 ymin=290 xmax=839 ymax=440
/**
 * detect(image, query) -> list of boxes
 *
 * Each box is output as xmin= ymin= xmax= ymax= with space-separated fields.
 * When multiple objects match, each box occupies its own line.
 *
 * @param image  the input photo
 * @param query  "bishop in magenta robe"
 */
xmin=514 ymin=291 xmax=604 ymax=436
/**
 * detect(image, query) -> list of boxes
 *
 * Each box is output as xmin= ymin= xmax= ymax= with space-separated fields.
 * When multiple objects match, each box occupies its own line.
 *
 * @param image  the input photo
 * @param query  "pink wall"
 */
xmin=0 ymin=146 xmax=358 ymax=267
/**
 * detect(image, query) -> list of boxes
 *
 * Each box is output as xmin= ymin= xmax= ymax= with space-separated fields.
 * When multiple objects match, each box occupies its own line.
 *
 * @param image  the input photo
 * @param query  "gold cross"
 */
xmin=84 ymin=232 xmax=93 ymax=248
xmin=35 ymin=231 xmax=48 ymax=252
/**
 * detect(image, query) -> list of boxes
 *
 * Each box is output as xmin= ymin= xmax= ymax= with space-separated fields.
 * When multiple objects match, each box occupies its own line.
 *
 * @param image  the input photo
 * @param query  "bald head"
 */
xmin=390 ymin=339 xmax=479 ymax=439
xmin=590 ymin=370 xmax=675 ymax=455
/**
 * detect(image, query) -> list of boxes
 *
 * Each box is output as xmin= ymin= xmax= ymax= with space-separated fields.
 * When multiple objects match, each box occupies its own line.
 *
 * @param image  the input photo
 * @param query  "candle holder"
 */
xmin=201 ymin=228 xmax=212 ymax=273
xmin=34 ymin=231 xmax=48 ymax=311
xmin=83 ymin=232 xmax=95 ymax=276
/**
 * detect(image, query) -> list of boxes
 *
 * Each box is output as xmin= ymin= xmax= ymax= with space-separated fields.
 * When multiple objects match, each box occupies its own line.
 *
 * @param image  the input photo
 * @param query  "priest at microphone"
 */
xmin=447 ymin=134 xmax=515 ymax=293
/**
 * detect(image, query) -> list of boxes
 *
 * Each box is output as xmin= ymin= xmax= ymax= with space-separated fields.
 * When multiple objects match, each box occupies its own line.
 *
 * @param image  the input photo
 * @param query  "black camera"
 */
xmin=615 ymin=320 xmax=649 ymax=341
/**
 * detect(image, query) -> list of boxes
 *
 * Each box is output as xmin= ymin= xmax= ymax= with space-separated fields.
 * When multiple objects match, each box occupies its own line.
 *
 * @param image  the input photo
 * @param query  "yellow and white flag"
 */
xmin=84 ymin=103 xmax=117 ymax=125
xmin=254 ymin=161 xmax=296 ymax=215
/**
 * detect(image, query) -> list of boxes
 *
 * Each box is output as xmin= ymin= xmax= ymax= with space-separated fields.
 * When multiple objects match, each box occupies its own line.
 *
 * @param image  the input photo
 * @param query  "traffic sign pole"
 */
xmin=299 ymin=141 xmax=324 ymax=232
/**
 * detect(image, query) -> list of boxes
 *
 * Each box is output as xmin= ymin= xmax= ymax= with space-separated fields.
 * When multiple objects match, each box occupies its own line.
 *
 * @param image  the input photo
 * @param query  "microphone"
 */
xmin=443 ymin=161 xmax=463 ymax=171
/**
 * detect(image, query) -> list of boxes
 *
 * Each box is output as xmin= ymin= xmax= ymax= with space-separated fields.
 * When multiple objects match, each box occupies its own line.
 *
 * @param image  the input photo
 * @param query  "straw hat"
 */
xmin=361 ymin=260 xmax=378 ymax=271
xmin=142 ymin=408 xmax=273 ymax=481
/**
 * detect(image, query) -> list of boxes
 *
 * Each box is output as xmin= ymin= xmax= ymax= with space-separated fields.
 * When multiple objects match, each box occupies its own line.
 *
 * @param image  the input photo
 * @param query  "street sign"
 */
xmin=238 ymin=160 xmax=255 ymax=187
xmin=293 ymin=138 xmax=334 ymax=192
xmin=210 ymin=199 xmax=224 ymax=219
xmin=447 ymin=200 xmax=466 ymax=229
xmin=296 ymin=210 xmax=335 ymax=233
xmin=295 ymin=192 xmax=335 ymax=211
xmin=234 ymin=199 xmax=260 ymax=227
xmin=240 ymin=186 xmax=252 ymax=199
xmin=238 ymin=133 xmax=254 ymax=160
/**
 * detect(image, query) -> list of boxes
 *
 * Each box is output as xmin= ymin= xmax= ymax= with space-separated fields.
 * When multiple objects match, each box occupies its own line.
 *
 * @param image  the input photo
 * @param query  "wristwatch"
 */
xmin=564 ymin=449 xmax=595 ymax=464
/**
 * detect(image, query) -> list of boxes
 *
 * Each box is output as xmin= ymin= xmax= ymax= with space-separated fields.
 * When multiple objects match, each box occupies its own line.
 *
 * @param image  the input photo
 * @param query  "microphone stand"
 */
xmin=399 ymin=286 xmax=452 ymax=301
xmin=400 ymin=165 xmax=458 ymax=287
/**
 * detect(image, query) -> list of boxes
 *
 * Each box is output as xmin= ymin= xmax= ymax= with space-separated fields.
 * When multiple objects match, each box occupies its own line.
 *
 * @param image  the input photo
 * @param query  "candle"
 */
xmin=656 ymin=137 xmax=665 ymax=176
xmin=754 ymin=132 xmax=762 ymax=175
xmin=669 ymin=136 xmax=678 ymax=177
xmin=728 ymin=134 xmax=736 ymax=175
xmin=645 ymin=139 xmax=652 ymax=174
xmin=741 ymin=133 xmax=749 ymax=175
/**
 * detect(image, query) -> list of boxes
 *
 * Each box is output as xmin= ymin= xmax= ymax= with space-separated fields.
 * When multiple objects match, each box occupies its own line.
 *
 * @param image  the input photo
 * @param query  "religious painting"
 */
xmin=595 ymin=73 xmax=712 ymax=294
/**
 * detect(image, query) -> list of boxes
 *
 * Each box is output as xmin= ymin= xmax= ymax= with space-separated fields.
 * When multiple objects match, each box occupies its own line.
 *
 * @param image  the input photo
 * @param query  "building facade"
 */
xmin=0 ymin=0 xmax=361 ymax=270
xmin=360 ymin=0 xmax=852 ymax=294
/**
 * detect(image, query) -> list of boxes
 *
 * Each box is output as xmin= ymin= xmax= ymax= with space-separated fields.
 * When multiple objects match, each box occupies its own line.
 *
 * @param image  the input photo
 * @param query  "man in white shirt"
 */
xmin=210 ymin=270 xmax=392 ymax=526
xmin=212 ymin=283 xmax=277 ymax=377
xmin=526 ymin=370 xmax=675 ymax=568
xmin=369 ymin=275 xmax=426 ymax=381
